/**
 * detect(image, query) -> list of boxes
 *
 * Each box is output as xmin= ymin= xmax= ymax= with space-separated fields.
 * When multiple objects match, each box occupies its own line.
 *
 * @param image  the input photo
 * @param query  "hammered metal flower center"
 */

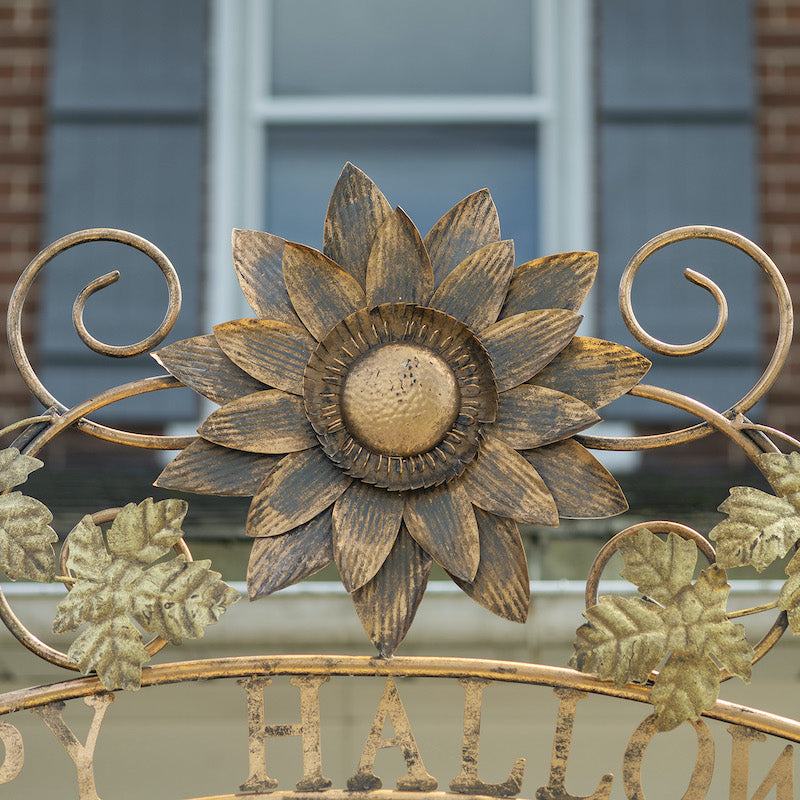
xmin=340 ymin=343 xmax=460 ymax=457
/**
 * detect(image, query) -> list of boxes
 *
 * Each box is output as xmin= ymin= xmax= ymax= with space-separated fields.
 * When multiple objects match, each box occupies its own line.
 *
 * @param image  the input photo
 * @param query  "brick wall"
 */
xmin=758 ymin=0 xmax=800 ymax=437
xmin=0 ymin=0 xmax=49 ymax=429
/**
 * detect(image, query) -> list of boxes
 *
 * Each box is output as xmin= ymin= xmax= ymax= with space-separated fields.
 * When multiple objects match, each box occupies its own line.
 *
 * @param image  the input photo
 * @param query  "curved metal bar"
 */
xmin=2 ymin=655 xmax=800 ymax=744
xmin=20 ymin=375 xmax=196 ymax=456
xmin=7 ymin=228 xmax=184 ymax=447
xmin=581 ymin=226 xmax=793 ymax=451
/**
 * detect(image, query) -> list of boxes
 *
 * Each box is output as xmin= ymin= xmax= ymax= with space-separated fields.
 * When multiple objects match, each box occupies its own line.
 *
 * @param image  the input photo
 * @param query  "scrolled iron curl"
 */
xmin=577 ymin=225 xmax=794 ymax=452
xmin=7 ymin=229 xmax=194 ymax=451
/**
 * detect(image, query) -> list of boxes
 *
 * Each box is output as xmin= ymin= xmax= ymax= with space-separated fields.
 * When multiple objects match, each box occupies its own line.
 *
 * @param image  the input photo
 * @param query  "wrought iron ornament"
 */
xmin=0 ymin=163 xmax=798 ymax=798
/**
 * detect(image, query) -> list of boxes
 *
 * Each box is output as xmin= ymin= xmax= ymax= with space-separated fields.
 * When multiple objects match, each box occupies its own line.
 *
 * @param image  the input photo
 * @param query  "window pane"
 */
xmin=270 ymin=0 xmax=534 ymax=96
xmin=265 ymin=125 xmax=539 ymax=264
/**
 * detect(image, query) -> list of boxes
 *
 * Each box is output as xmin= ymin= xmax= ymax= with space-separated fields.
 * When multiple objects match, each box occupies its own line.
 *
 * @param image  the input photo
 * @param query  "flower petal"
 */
xmin=429 ymin=240 xmax=515 ymax=331
xmin=403 ymin=482 xmax=479 ymax=581
xmin=232 ymin=229 xmax=302 ymax=326
xmin=450 ymin=509 xmax=529 ymax=623
xmin=530 ymin=337 xmax=651 ymax=409
xmin=153 ymin=335 xmax=265 ymax=405
xmin=283 ymin=242 xmax=366 ymax=341
xmin=493 ymin=384 xmax=600 ymax=449
xmin=521 ymin=439 xmax=628 ymax=518
xmin=247 ymin=509 xmax=333 ymax=599
xmin=351 ymin=526 xmax=432 ymax=657
xmin=154 ymin=438 xmax=280 ymax=496
xmin=458 ymin=434 xmax=558 ymax=525
xmin=323 ymin=162 xmax=392 ymax=287
xmin=479 ymin=310 xmax=582 ymax=392
xmin=333 ymin=482 xmax=403 ymax=592
xmin=499 ymin=252 xmax=598 ymax=319
xmin=246 ymin=449 xmax=352 ymax=537
xmin=424 ymin=189 xmax=501 ymax=287
xmin=214 ymin=319 xmax=316 ymax=395
xmin=366 ymin=207 xmax=433 ymax=307
xmin=199 ymin=390 xmax=318 ymax=454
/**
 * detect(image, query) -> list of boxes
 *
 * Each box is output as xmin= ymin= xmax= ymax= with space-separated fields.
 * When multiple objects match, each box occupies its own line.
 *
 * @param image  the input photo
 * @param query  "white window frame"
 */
xmin=206 ymin=0 xmax=593 ymax=329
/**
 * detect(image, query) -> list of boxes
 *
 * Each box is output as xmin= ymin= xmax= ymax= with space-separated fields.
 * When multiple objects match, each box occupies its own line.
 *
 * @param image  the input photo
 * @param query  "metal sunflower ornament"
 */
xmin=155 ymin=163 xmax=650 ymax=655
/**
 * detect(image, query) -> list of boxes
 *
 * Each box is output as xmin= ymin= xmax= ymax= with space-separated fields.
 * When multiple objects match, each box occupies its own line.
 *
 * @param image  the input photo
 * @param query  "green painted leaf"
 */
xmin=0 ymin=447 xmax=43 ymax=491
xmin=650 ymin=651 xmax=721 ymax=732
xmin=130 ymin=557 xmax=239 ymax=644
xmin=106 ymin=498 xmax=188 ymax=564
xmin=761 ymin=451 xmax=800 ymax=513
xmin=617 ymin=529 xmax=697 ymax=604
xmin=0 ymin=492 xmax=57 ymax=582
xmin=570 ymin=595 xmax=667 ymax=687
xmin=710 ymin=487 xmax=800 ymax=571
xmin=778 ymin=550 xmax=800 ymax=634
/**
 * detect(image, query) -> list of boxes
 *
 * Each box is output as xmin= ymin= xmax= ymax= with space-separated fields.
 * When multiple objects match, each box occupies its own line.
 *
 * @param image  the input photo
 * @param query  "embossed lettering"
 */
xmin=450 ymin=678 xmax=525 ymax=797
xmin=238 ymin=675 xmax=331 ymax=793
xmin=32 ymin=694 xmax=114 ymax=800
xmin=623 ymin=715 xmax=714 ymax=800
xmin=537 ymin=688 xmax=613 ymax=800
xmin=728 ymin=724 xmax=793 ymax=800
xmin=0 ymin=721 xmax=23 ymax=784
xmin=347 ymin=676 xmax=437 ymax=791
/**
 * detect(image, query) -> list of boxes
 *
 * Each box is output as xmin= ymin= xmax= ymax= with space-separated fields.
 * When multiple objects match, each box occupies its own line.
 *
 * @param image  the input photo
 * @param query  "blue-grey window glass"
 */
xmin=270 ymin=0 xmax=535 ymax=96
xmin=265 ymin=125 xmax=539 ymax=262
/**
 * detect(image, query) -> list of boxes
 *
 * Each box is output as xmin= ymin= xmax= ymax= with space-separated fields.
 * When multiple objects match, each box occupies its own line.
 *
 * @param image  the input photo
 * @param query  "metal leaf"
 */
xmin=520 ymin=439 xmax=628 ymax=519
xmin=618 ymin=529 xmax=698 ymax=605
xmin=499 ymin=251 xmax=597 ymax=318
xmin=478 ymin=309 xmax=582 ymax=393
xmin=760 ymin=451 xmax=800 ymax=513
xmin=247 ymin=509 xmax=334 ymax=599
xmin=650 ymin=651 xmax=721 ymax=732
xmin=778 ymin=550 xmax=800 ymax=634
xmin=710 ymin=487 xmax=800 ymax=572
xmin=0 ymin=447 xmax=43 ymax=491
xmin=155 ymin=438 xmax=281 ymax=497
xmin=67 ymin=616 xmax=151 ymax=693
xmin=423 ymin=188 xmax=501 ymax=287
xmin=0 ymin=492 xmax=57 ymax=582
xmin=106 ymin=498 xmax=188 ymax=565
xmin=130 ymin=557 xmax=239 ymax=644
xmin=531 ymin=336 xmax=651 ymax=410
xmin=366 ymin=207 xmax=433 ymax=307
xmin=570 ymin=595 xmax=667 ymax=687
xmin=351 ymin=526 xmax=432 ymax=657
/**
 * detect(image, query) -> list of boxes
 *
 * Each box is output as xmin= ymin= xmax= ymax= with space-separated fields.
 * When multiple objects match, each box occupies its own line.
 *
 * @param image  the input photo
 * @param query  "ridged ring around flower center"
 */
xmin=304 ymin=303 xmax=498 ymax=491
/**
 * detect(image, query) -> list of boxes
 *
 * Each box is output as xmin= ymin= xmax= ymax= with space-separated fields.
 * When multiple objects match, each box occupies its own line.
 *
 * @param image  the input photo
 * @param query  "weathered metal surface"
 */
xmin=0 ymin=162 xmax=799 ymax=796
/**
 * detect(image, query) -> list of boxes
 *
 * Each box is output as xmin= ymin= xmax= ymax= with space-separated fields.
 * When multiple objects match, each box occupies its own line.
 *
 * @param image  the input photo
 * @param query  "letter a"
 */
xmin=347 ymin=676 xmax=437 ymax=792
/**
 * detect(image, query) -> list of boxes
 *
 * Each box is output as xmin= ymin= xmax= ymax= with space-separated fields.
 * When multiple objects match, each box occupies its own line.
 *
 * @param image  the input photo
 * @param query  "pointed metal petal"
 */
xmin=459 ymin=434 xmax=558 ymax=525
xmin=283 ymin=242 xmax=366 ymax=341
xmin=333 ymin=482 xmax=404 ymax=592
xmin=153 ymin=335 xmax=265 ymax=405
xmin=531 ymin=336 xmax=651 ymax=409
xmin=521 ymin=439 xmax=628 ymax=518
xmin=366 ymin=207 xmax=434 ymax=307
xmin=429 ymin=240 xmax=515 ymax=331
xmin=232 ymin=229 xmax=302 ymax=325
xmin=246 ymin=449 xmax=352 ymax=537
xmin=499 ymin=252 xmax=598 ymax=319
xmin=424 ymin=189 xmax=501 ymax=287
xmin=451 ymin=509 xmax=529 ymax=623
xmin=352 ymin=526 xmax=432 ymax=657
xmin=404 ymin=482 xmax=479 ymax=581
xmin=214 ymin=319 xmax=316 ymax=395
xmin=155 ymin=438 xmax=280 ymax=497
xmin=323 ymin=162 xmax=392 ymax=287
xmin=479 ymin=309 xmax=582 ymax=392
xmin=247 ymin=508 xmax=333 ymax=599
xmin=199 ymin=390 xmax=318 ymax=454
xmin=493 ymin=384 xmax=600 ymax=449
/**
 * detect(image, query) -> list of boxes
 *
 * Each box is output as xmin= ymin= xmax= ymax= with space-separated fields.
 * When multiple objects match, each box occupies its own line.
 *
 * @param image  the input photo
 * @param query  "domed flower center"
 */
xmin=341 ymin=343 xmax=460 ymax=457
